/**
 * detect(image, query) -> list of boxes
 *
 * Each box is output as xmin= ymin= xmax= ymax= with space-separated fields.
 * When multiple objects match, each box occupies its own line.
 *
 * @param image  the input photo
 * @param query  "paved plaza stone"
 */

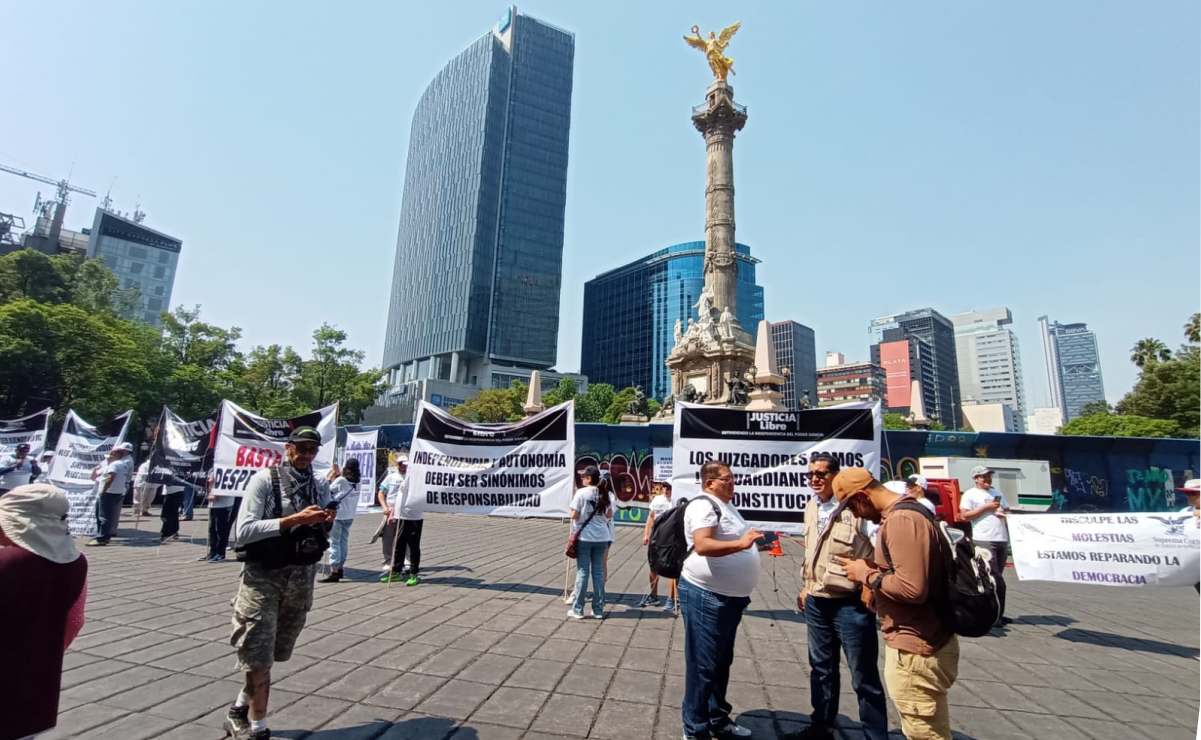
xmin=47 ymin=508 xmax=1199 ymax=739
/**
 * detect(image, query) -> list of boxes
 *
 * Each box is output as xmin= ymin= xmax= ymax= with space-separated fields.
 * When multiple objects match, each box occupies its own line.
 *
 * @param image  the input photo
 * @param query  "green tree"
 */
xmin=228 ymin=344 xmax=305 ymax=418
xmin=1077 ymin=400 xmax=1113 ymax=417
xmin=575 ymin=383 xmax=615 ymax=423
xmin=883 ymin=413 xmax=910 ymax=430
xmin=0 ymin=249 xmax=68 ymax=304
xmin=290 ymin=324 xmax=386 ymax=423
xmin=1115 ymin=349 xmax=1200 ymax=437
xmin=1129 ymin=338 xmax=1172 ymax=368
xmin=450 ymin=381 xmax=526 ymax=423
xmin=541 ymin=377 xmax=579 ymax=408
xmin=1186 ymin=313 xmax=1200 ymax=344
xmin=1060 ymin=413 xmax=1181 ymax=438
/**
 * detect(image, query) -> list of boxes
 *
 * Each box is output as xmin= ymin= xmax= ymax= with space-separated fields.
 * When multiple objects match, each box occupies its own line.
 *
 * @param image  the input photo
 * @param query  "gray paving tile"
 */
xmin=589 ymin=698 xmax=656 ymax=739
xmin=469 ymin=685 xmax=550 ymax=728
xmin=503 ymin=658 xmax=570 ymax=691
xmin=414 ymin=678 xmax=495 ymax=720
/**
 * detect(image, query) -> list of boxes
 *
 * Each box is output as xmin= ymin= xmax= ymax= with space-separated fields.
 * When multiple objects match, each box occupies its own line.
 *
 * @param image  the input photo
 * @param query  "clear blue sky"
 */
xmin=1 ymin=2 xmax=1197 ymax=408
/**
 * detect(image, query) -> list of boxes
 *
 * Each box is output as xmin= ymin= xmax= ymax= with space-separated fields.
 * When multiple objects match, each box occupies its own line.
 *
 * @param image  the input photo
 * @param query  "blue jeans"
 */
xmin=804 ymin=595 xmax=888 ymax=740
xmin=678 ymin=578 xmax=750 ymax=739
xmin=572 ymin=540 xmax=608 ymax=616
xmin=182 ymin=485 xmax=195 ymax=518
xmin=95 ymin=492 xmax=124 ymax=541
xmin=329 ymin=519 xmax=354 ymax=567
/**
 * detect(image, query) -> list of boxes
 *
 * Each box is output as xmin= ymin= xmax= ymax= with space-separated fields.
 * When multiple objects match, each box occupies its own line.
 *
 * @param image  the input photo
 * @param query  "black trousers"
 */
xmin=160 ymin=491 xmax=181 ymax=539
xmin=391 ymin=519 xmax=424 ymax=574
xmin=208 ymin=507 xmax=233 ymax=557
xmin=982 ymin=540 xmax=1008 ymax=618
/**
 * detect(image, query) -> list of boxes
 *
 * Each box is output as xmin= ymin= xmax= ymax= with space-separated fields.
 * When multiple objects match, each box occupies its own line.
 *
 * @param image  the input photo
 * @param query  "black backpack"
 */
xmin=234 ymin=468 xmax=329 ymax=569
xmin=879 ymin=500 xmax=1001 ymax=638
xmin=647 ymin=496 xmax=722 ymax=579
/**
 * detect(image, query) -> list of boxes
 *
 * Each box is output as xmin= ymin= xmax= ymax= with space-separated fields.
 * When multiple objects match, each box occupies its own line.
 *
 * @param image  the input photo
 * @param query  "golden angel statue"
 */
xmin=683 ymin=22 xmax=741 ymax=82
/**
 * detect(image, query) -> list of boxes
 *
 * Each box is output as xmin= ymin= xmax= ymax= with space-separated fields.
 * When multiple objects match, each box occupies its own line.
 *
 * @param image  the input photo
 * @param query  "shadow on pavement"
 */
xmin=274 ymin=715 xmax=468 ymax=739
xmin=1013 ymin=613 xmax=1078 ymax=626
xmin=1055 ymin=627 xmax=1200 ymax=658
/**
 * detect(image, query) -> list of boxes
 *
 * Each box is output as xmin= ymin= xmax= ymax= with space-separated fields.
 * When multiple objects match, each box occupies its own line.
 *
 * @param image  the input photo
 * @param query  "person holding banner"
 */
xmin=568 ymin=465 xmax=613 ymax=619
xmin=0 ymin=442 xmax=39 ymax=495
xmin=86 ymin=442 xmax=134 ymax=547
xmin=381 ymin=457 xmax=425 ymax=586
xmin=321 ymin=457 xmax=360 ymax=583
xmin=225 ymin=426 xmax=334 ymax=740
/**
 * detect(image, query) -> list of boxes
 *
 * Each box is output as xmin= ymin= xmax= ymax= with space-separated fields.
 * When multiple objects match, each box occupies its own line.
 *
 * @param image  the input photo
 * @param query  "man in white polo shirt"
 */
xmin=959 ymin=465 xmax=1010 ymax=625
xmin=678 ymin=460 xmax=761 ymax=740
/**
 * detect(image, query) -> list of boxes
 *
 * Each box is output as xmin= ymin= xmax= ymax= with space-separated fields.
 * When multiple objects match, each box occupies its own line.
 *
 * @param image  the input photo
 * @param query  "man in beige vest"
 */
xmin=790 ymin=453 xmax=888 ymax=740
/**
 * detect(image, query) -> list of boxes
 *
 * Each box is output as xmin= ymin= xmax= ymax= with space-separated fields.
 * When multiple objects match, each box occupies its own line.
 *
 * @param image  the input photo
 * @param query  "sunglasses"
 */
xmin=809 ymin=470 xmax=832 ymax=479
xmin=291 ymin=443 xmax=319 ymax=455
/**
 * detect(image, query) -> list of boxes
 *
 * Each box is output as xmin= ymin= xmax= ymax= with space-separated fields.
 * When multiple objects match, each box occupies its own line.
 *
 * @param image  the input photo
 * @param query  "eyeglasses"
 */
xmin=810 ymin=470 xmax=832 ymax=479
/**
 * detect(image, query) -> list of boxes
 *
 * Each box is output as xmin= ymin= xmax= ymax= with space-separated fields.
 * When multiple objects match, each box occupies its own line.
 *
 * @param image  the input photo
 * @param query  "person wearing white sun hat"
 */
xmin=0 ymin=484 xmax=89 ymax=738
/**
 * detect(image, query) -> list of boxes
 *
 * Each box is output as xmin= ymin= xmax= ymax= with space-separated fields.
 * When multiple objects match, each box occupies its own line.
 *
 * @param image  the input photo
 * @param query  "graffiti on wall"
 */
xmin=574 ymin=449 xmax=657 ymax=524
xmin=1125 ymin=467 xmax=1177 ymax=512
xmin=1050 ymin=467 xmax=1110 ymax=512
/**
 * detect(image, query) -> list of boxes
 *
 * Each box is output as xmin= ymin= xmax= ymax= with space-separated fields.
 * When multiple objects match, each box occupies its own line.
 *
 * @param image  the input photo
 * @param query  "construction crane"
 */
xmin=0 ymin=163 xmax=98 ymax=252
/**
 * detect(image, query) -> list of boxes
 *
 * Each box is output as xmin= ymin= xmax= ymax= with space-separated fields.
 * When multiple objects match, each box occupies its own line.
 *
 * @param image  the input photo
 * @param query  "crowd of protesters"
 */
xmin=3 ymin=422 xmax=1197 ymax=740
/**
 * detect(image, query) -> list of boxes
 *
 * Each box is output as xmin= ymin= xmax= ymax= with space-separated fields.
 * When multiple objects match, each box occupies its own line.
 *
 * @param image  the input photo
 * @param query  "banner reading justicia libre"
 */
xmin=409 ymin=401 xmax=575 ymax=519
xmin=210 ymin=400 xmax=338 ymax=496
xmin=0 ymin=408 xmax=52 ymax=459
xmin=48 ymin=409 xmax=133 ymax=537
xmin=671 ymin=401 xmax=882 ymax=534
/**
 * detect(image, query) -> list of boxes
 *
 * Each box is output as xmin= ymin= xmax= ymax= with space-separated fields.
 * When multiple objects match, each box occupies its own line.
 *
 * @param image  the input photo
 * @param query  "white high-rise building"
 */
xmin=951 ymin=307 xmax=1028 ymax=432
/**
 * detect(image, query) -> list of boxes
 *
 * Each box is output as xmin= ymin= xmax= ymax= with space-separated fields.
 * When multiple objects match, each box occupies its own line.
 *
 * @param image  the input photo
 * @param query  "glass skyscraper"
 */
xmin=770 ymin=321 xmax=818 ymax=410
xmin=382 ymin=9 xmax=573 ymax=388
xmin=580 ymin=242 xmax=765 ymax=401
xmin=86 ymin=209 xmax=182 ymax=327
xmin=1039 ymin=316 xmax=1105 ymax=423
xmin=870 ymin=308 xmax=962 ymax=429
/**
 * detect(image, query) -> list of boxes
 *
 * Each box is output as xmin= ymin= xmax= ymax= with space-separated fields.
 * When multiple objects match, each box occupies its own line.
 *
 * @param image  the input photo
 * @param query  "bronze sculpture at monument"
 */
xmin=666 ymin=21 xmax=758 ymax=408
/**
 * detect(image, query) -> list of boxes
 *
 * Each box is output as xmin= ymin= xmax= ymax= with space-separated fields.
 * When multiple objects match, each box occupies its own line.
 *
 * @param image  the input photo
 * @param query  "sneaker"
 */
xmin=248 ymin=730 xmax=270 ymax=740
xmin=663 ymin=598 xmax=676 ymax=612
xmin=590 ymin=611 xmax=604 ymax=620
xmin=379 ymin=572 xmax=405 ymax=583
xmin=564 ymin=590 xmax=577 ymax=605
xmin=85 ymin=539 xmax=108 ymax=547
xmin=161 ymin=533 xmax=179 ymax=543
xmin=197 ymin=555 xmax=213 ymax=561
xmin=716 ymin=722 xmax=753 ymax=738
xmin=224 ymin=705 xmax=250 ymax=737
xmin=211 ymin=555 xmax=226 ymax=562
xmin=637 ymin=594 xmax=661 ymax=608
xmin=319 ymin=569 xmax=343 ymax=583
xmin=405 ymin=575 xmax=420 ymax=587
xmin=566 ymin=609 xmax=585 ymax=620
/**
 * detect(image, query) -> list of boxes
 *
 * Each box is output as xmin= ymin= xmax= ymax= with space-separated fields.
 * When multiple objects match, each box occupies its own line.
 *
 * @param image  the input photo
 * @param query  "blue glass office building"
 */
xmin=1039 ymin=317 xmax=1106 ymax=422
xmin=580 ymin=242 xmax=765 ymax=401
xmin=382 ymin=9 xmax=573 ymax=387
xmin=86 ymin=209 xmax=182 ymax=327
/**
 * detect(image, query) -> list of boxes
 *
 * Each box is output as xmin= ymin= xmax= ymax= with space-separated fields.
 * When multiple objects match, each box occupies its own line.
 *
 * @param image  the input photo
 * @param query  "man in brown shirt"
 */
xmin=831 ymin=468 xmax=959 ymax=740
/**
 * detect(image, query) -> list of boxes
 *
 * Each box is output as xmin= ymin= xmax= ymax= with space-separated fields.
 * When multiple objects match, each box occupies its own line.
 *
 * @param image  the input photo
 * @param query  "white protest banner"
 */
xmin=671 ymin=402 xmax=882 ymax=534
xmin=409 ymin=401 xmax=574 ymax=518
xmin=1010 ymin=512 xmax=1200 ymax=587
xmin=211 ymin=400 xmax=338 ymax=496
xmin=147 ymin=407 xmax=216 ymax=488
xmin=0 ymin=408 xmax=52 ymax=459
xmin=48 ymin=409 xmax=133 ymax=537
xmin=653 ymin=447 xmax=673 ymax=482
xmin=341 ymin=430 xmax=379 ymax=512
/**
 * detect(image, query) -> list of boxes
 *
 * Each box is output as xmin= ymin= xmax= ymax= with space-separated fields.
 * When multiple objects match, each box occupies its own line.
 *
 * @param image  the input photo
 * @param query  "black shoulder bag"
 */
xmin=235 ymin=468 xmax=330 ymax=569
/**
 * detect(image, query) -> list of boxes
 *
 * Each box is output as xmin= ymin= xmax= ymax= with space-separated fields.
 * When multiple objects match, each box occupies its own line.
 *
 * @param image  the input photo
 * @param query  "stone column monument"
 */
xmin=666 ymin=22 xmax=756 ymax=406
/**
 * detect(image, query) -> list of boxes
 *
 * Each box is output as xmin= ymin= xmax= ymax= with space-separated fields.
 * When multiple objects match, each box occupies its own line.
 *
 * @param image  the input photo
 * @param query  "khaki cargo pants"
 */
xmin=884 ymin=635 xmax=960 ymax=740
xmin=230 ymin=561 xmax=318 ymax=670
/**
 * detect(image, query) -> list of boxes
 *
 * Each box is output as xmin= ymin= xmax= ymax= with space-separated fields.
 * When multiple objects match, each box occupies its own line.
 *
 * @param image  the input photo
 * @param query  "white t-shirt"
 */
xmin=960 ymin=486 xmax=1009 ymax=542
xmin=380 ymin=471 xmax=405 ymax=508
xmin=649 ymin=495 xmax=673 ymax=519
xmin=815 ymin=496 xmax=840 ymax=533
xmin=571 ymin=486 xmax=613 ymax=542
xmin=134 ymin=461 xmax=151 ymax=488
xmin=329 ymin=476 xmax=357 ymax=521
xmin=96 ymin=457 xmax=133 ymax=495
xmin=0 ymin=455 xmax=35 ymax=490
xmin=681 ymin=494 xmax=761 ymax=598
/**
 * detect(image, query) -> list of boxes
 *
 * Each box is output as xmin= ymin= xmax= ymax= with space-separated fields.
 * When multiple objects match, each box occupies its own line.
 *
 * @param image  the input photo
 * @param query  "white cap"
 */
xmin=115 ymin=442 xmax=134 ymax=452
xmin=883 ymin=480 xmax=907 ymax=496
xmin=906 ymin=474 xmax=929 ymax=490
